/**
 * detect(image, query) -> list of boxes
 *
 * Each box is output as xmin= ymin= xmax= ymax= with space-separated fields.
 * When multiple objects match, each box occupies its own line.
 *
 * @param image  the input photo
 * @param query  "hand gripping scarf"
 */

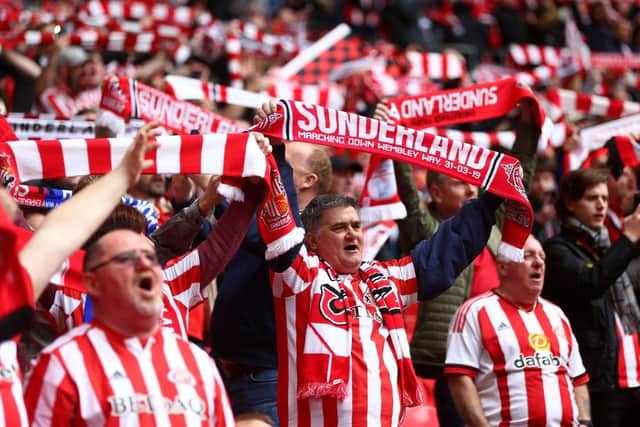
xmin=251 ymin=78 xmax=550 ymax=261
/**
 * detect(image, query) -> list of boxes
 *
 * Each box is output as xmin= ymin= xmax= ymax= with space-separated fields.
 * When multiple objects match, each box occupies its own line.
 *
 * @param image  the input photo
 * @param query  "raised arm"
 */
xmin=19 ymin=122 xmax=160 ymax=299
xmin=411 ymin=192 xmax=503 ymax=299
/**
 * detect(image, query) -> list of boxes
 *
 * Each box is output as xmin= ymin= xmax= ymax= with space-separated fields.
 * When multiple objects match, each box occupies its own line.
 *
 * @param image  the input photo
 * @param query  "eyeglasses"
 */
xmin=87 ymin=250 xmax=160 ymax=272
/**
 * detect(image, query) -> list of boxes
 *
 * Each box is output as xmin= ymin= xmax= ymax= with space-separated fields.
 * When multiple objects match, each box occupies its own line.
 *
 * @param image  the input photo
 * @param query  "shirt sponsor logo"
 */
xmin=513 ymin=352 xmax=561 ymax=369
xmin=108 ymin=394 xmax=205 ymax=418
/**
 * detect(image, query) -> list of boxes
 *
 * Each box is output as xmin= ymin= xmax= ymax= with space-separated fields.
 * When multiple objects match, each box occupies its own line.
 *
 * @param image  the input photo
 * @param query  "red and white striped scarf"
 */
xmin=546 ymin=88 xmax=640 ymax=121
xmin=0 ymin=130 xmax=303 ymax=259
xmin=251 ymin=90 xmax=538 ymax=261
xmin=99 ymin=76 xmax=244 ymax=135
xmin=386 ymin=77 xmax=552 ymax=149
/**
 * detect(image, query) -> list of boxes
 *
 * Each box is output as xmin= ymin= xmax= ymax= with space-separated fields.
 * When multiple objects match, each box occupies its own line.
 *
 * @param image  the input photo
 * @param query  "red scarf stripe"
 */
xmin=179 ymin=134 xmax=204 ymax=175
xmin=87 ymin=138 xmax=113 ymax=175
xmin=221 ymin=134 xmax=248 ymax=177
xmin=37 ymin=139 xmax=67 ymax=179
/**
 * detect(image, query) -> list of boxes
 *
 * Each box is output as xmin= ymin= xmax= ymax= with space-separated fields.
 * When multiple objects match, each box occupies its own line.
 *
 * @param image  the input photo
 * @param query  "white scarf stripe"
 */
xmin=61 ymin=139 xmax=91 ymax=177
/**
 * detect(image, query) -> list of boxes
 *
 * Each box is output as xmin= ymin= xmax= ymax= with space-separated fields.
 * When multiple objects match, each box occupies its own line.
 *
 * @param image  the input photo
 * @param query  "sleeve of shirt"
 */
xmin=163 ymin=251 xmax=206 ymax=310
xmin=444 ymin=302 xmax=483 ymax=378
xmin=23 ymin=352 xmax=78 ymax=427
xmin=379 ymin=256 xmax=419 ymax=308
xmin=411 ymin=192 xmax=501 ymax=300
xmin=271 ymin=245 xmax=319 ymax=297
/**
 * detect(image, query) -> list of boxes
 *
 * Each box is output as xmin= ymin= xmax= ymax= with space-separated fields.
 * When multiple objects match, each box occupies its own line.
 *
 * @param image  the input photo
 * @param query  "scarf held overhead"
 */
xmin=99 ymin=75 xmax=245 ymax=135
xmin=251 ymin=96 xmax=535 ymax=261
xmin=0 ymin=132 xmax=303 ymax=259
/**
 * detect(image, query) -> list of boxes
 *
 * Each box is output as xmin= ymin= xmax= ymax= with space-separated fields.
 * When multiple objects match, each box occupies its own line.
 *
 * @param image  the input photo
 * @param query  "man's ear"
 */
xmin=305 ymin=231 xmax=318 ymax=252
xmin=429 ymin=184 xmax=444 ymax=205
xmin=82 ymin=272 xmax=101 ymax=297
xmin=301 ymin=172 xmax=318 ymax=191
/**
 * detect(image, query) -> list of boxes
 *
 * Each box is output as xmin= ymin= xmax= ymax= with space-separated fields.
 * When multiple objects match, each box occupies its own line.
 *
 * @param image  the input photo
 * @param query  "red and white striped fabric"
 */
xmin=508 ymin=44 xmax=588 ymax=77
xmin=160 ymin=250 xmax=207 ymax=340
xmin=0 ymin=30 xmax=55 ymax=50
xmin=547 ymin=88 xmax=640 ymax=120
xmin=445 ymin=291 xmax=589 ymax=426
xmin=615 ymin=313 xmax=640 ymax=389
xmin=0 ymin=133 xmax=267 ymax=184
xmin=38 ymin=86 xmax=102 ymax=119
xmin=508 ymin=44 xmax=565 ymax=68
xmin=406 ymin=51 xmax=466 ymax=80
xmin=515 ymin=65 xmax=557 ymax=87
xmin=266 ymin=82 xmax=345 ymax=110
xmin=272 ymin=244 xmax=418 ymax=426
xmin=236 ymin=21 xmax=298 ymax=58
xmin=226 ymin=29 xmax=242 ymax=89
xmin=164 ymin=74 xmax=346 ymax=110
xmin=101 ymin=76 xmax=245 ymax=135
xmin=23 ymin=322 xmax=234 ymax=427
xmin=77 ymin=0 xmax=212 ymax=28
xmin=0 ymin=340 xmax=28 ymax=427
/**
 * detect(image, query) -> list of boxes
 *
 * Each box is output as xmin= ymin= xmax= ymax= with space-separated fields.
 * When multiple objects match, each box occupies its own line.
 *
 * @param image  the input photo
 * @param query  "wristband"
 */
xmin=578 ymin=419 xmax=593 ymax=427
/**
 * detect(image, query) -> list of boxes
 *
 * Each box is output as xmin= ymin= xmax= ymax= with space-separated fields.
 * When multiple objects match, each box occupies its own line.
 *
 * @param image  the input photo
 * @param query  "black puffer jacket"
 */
xmin=542 ymin=226 xmax=637 ymax=391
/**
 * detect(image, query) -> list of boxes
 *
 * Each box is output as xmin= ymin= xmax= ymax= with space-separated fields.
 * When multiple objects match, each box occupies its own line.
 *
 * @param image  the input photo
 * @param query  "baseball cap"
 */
xmin=58 ymin=46 xmax=90 ymax=67
xmin=331 ymin=155 xmax=363 ymax=173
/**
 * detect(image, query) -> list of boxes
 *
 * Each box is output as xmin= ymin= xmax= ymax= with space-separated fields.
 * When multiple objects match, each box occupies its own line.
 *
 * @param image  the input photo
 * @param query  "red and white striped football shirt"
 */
xmin=24 ymin=321 xmax=234 ymax=427
xmin=615 ymin=313 xmax=640 ymax=389
xmin=272 ymin=245 xmax=418 ymax=427
xmin=0 ymin=340 xmax=29 ymax=427
xmin=161 ymin=249 xmax=207 ymax=339
xmin=444 ymin=291 xmax=589 ymax=426
xmin=43 ymin=248 xmax=206 ymax=339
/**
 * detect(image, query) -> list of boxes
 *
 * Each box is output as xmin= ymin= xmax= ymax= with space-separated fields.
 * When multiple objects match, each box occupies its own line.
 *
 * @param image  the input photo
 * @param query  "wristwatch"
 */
xmin=577 ymin=419 xmax=593 ymax=427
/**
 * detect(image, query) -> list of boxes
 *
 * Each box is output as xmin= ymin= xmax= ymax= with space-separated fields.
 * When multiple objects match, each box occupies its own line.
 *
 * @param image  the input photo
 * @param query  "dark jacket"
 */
xmin=210 ymin=145 xmax=300 ymax=368
xmin=542 ymin=226 xmax=637 ymax=391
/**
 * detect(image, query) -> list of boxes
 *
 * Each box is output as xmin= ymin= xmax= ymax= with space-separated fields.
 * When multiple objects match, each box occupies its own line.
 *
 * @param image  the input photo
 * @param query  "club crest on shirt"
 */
xmin=528 ymin=333 xmax=550 ymax=352
xmin=168 ymin=369 xmax=196 ymax=387
xmin=318 ymin=284 xmax=348 ymax=326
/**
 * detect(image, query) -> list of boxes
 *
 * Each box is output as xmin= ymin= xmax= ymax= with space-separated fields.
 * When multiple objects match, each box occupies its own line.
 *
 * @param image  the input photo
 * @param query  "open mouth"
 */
xmin=344 ymin=244 xmax=358 ymax=251
xmin=138 ymin=278 xmax=153 ymax=291
xmin=530 ymin=272 xmax=542 ymax=280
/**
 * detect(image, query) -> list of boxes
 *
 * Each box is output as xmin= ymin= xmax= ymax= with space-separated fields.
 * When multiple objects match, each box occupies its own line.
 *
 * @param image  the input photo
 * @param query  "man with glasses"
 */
xmin=23 ymin=228 xmax=238 ymax=426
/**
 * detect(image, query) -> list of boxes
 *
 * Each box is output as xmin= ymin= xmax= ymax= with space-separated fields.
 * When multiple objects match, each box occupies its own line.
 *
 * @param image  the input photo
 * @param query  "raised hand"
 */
xmin=117 ymin=121 xmax=161 ymax=186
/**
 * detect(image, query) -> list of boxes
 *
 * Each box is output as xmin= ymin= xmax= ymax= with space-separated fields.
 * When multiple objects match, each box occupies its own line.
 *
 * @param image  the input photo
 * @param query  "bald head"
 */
xmin=286 ymin=142 xmax=332 ymax=209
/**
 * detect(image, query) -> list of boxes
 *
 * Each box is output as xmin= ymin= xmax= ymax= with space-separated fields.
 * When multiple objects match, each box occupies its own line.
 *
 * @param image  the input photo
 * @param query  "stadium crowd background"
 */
xmin=3 ymin=0 xmax=640 ymax=426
